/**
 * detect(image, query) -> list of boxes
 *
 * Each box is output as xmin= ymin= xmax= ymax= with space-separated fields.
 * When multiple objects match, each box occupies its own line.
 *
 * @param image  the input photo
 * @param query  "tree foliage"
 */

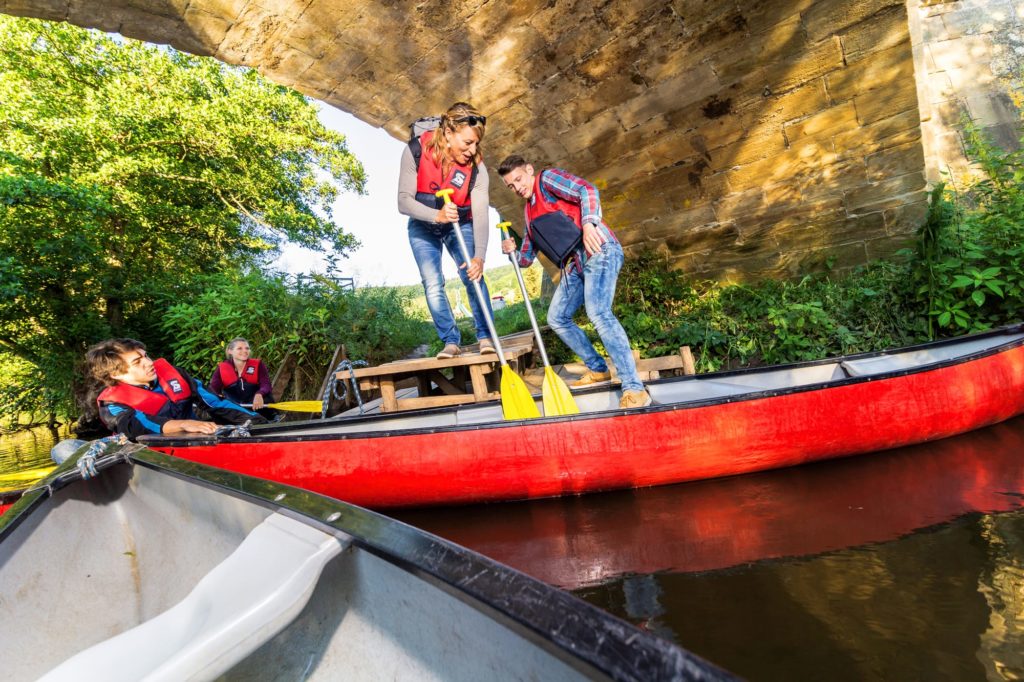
xmin=0 ymin=16 xmax=366 ymax=420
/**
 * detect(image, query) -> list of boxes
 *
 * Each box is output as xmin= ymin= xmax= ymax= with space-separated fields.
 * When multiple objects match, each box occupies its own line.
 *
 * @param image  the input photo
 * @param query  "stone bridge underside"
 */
xmin=3 ymin=0 xmax=928 ymax=280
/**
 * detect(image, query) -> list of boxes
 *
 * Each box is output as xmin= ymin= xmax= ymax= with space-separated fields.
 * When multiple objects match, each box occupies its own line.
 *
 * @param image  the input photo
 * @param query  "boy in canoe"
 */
xmin=497 ymin=155 xmax=651 ymax=409
xmin=87 ymin=338 xmax=266 ymax=441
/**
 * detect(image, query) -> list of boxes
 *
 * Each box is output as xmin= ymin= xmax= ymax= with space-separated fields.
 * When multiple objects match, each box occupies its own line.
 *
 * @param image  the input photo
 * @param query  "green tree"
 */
xmin=0 ymin=16 xmax=366 ymax=421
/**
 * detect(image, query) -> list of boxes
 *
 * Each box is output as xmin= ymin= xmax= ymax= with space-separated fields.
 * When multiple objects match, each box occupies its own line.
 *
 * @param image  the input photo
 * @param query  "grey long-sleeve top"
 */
xmin=396 ymin=144 xmax=490 ymax=261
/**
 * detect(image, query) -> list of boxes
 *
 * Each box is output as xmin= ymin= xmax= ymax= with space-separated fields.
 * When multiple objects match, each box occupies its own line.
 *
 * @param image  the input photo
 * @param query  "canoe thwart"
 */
xmin=39 ymin=513 xmax=349 ymax=682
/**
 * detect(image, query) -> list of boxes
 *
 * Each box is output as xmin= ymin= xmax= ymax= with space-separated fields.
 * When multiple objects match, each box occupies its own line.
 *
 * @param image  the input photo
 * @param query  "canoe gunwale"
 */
xmin=1 ymin=444 xmax=733 ymax=682
xmin=144 ymin=325 xmax=1024 ymax=448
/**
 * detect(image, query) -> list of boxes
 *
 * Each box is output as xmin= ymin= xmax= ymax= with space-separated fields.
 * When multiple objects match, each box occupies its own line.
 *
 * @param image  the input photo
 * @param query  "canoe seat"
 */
xmin=40 ymin=513 xmax=348 ymax=682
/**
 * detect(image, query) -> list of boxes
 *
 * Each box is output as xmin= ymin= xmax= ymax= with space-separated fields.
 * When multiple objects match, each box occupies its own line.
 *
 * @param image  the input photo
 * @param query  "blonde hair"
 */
xmin=225 ymin=337 xmax=249 ymax=359
xmin=426 ymin=102 xmax=486 ymax=179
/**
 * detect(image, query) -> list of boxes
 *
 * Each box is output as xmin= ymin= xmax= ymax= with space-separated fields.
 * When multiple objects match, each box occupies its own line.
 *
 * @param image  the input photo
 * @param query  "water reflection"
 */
xmin=400 ymin=417 xmax=1024 ymax=680
xmin=0 ymin=425 xmax=67 ymax=491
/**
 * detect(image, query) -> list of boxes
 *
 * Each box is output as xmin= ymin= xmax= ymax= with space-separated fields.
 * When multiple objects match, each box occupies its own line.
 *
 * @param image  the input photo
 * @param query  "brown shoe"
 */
xmin=478 ymin=338 xmax=496 ymax=354
xmin=571 ymin=369 xmax=612 ymax=389
xmin=436 ymin=343 xmax=462 ymax=360
xmin=619 ymin=389 xmax=652 ymax=409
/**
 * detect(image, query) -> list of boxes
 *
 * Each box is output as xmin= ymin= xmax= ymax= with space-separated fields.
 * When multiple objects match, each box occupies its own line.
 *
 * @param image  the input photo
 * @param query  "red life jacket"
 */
xmin=524 ymin=172 xmax=583 ymax=228
xmin=413 ymin=130 xmax=475 ymax=220
xmin=217 ymin=359 xmax=261 ymax=388
xmin=97 ymin=358 xmax=192 ymax=416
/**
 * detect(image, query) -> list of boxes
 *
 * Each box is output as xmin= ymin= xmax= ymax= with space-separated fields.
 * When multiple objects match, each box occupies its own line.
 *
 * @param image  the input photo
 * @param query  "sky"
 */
xmin=273 ymin=104 xmax=511 ymax=287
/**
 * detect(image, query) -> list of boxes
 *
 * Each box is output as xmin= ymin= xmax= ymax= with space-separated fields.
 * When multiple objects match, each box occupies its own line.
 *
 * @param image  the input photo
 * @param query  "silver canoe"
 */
xmin=0 ymin=442 xmax=733 ymax=681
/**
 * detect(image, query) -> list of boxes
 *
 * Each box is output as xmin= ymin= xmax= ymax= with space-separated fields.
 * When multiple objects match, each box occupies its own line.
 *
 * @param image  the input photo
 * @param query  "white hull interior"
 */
xmin=0 ymin=463 xmax=600 ymax=681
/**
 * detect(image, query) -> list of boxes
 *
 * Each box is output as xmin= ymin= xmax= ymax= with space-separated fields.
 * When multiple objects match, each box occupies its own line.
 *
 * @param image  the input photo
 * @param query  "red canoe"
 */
xmin=142 ymin=326 xmax=1024 ymax=508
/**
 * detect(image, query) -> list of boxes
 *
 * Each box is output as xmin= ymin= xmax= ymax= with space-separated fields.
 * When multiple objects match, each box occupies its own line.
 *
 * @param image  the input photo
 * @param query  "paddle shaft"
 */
xmin=498 ymin=223 xmax=551 ymax=368
xmin=436 ymin=191 xmax=509 ymax=366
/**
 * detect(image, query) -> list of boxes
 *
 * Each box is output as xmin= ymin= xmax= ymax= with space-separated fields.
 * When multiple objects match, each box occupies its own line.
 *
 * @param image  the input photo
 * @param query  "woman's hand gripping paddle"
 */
xmin=436 ymin=190 xmax=540 ymax=420
xmin=498 ymin=221 xmax=579 ymax=417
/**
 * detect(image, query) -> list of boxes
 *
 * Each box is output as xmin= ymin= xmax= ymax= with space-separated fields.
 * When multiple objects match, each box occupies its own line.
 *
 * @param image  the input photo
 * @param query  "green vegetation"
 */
xmin=160 ymin=272 xmax=431 ymax=400
xmin=0 ymin=16 xmax=368 ymax=424
xmin=568 ymin=115 xmax=1024 ymax=372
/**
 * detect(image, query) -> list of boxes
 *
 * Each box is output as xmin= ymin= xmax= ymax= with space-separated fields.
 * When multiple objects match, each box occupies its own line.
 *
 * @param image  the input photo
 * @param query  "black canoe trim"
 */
xmin=1 ymin=445 xmax=737 ymax=682
xmin=143 ymin=324 xmax=1024 ymax=448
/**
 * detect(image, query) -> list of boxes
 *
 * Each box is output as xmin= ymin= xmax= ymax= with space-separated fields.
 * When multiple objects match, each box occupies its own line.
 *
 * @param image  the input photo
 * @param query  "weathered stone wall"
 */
xmin=908 ymin=0 xmax=1023 ymax=187
xmin=2 ymin=0 xmax=929 ymax=281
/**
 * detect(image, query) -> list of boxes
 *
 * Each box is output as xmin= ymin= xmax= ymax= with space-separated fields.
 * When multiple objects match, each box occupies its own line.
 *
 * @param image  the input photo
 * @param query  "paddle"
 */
xmin=242 ymin=400 xmax=323 ymax=412
xmin=435 ymin=189 xmax=540 ymax=420
xmin=497 ymin=221 xmax=579 ymax=416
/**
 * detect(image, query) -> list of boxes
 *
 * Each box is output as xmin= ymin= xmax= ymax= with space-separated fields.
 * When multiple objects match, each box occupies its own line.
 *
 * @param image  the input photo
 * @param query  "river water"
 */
xmin=4 ymin=418 xmax=1024 ymax=679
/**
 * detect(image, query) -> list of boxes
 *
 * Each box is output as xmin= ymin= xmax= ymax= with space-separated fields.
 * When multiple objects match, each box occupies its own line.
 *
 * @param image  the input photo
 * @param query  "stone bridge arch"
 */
xmin=6 ymin=0 xmax=979 ymax=281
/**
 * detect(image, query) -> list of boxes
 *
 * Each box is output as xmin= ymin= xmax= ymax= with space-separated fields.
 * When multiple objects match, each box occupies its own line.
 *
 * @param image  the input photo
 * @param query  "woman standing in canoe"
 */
xmin=209 ymin=338 xmax=275 ymax=412
xmin=397 ymin=102 xmax=497 ymax=360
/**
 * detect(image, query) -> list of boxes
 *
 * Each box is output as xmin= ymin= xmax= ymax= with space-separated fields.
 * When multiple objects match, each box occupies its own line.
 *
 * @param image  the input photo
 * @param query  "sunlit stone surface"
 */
xmin=1 ymin=0 xmax=1017 ymax=280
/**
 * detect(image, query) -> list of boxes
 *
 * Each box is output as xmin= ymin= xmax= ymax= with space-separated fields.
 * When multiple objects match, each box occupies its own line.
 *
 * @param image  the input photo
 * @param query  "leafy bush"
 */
xmin=161 ymin=273 xmax=431 ymax=399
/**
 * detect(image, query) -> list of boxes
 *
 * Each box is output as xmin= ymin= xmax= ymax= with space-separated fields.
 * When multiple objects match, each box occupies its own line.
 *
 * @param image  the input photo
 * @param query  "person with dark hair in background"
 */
xmin=87 ymin=338 xmax=265 ymax=441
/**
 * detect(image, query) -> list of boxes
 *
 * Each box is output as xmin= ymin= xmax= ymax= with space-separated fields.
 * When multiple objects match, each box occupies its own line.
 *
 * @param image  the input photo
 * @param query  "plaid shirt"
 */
xmin=517 ymin=168 xmax=618 ymax=274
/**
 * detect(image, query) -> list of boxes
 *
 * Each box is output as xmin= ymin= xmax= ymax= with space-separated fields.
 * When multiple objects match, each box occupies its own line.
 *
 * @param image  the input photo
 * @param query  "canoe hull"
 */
xmin=154 ymin=338 xmax=1024 ymax=508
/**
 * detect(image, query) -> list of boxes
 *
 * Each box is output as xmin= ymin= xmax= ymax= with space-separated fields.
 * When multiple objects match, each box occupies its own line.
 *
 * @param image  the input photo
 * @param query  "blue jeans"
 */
xmin=547 ymin=241 xmax=643 ymax=391
xmin=408 ymin=219 xmax=494 ymax=345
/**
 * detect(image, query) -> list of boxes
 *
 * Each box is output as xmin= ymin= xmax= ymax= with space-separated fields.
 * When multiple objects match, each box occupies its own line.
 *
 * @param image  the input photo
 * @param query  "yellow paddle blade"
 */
xmin=541 ymin=366 xmax=580 ymax=416
xmin=499 ymin=367 xmax=541 ymax=420
xmin=263 ymin=400 xmax=324 ymax=412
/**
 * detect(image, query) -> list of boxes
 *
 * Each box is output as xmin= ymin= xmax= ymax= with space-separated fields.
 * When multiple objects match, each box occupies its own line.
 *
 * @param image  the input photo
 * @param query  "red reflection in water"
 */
xmin=399 ymin=417 xmax=1024 ymax=589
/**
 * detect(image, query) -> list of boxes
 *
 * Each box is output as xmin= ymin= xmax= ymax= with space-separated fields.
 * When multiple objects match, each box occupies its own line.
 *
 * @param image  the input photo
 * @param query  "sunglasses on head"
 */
xmin=453 ymin=114 xmax=486 ymax=127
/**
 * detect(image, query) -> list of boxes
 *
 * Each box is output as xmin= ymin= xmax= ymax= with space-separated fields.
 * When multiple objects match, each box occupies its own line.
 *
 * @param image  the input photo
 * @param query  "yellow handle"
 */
xmin=435 ymin=188 xmax=454 ymax=205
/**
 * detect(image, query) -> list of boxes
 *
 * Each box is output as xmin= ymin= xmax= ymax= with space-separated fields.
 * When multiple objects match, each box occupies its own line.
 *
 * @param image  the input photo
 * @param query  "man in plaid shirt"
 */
xmin=498 ymin=155 xmax=650 ymax=409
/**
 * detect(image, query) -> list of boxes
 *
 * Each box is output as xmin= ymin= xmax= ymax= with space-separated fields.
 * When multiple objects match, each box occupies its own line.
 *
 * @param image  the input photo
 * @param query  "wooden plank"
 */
xmin=348 ymin=345 xmax=531 ymax=378
xmin=636 ymin=355 xmax=685 ymax=372
xmin=395 ymin=393 xmax=497 ymax=410
xmin=379 ymin=378 xmax=398 ymax=413
xmin=271 ymin=351 xmax=295 ymax=398
xmin=680 ymin=346 xmax=696 ymax=375
xmin=427 ymin=369 xmax=463 ymax=396
xmin=317 ymin=344 xmax=346 ymax=400
xmin=468 ymin=364 xmax=490 ymax=401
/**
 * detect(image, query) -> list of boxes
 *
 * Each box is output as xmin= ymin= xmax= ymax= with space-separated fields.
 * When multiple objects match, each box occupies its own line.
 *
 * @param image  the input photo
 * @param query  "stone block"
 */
xmin=752 ymin=82 xmax=831 ymax=128
xmin=965 ymin=92 xmax=1020 ymax=128
xmin=664 ymin=220 xmax=741 ymax=254
xmin=944 ymin=63 xmax=997 ymax=92
xmin=5 ymin=0 xmax=67 ymax=21
xmin=920 ymin=14 xmax=951 ymax=42
xmin=789 ymin=241 xmax=869 ymax=276
xmin=854 ymin=84 xmax=919 ymax=125
xmin=825 ymin=43 xmax=914 ymax=103
xmin=941 ymin=1 xmax=1015 ymax=37
xmin=799 ymin=159 xmax=869 ymax=202
xmin=65 ymin=0 xmax=121 ymax=31
xmin=838 ymin=4 xmax=910 ymax=63
xmin=643 ymin=204 xmax=719 ymax=241
xmin=929 ymin=34 xmax=994 ymax=72
xmin=713 ymin=188 xmax=766 ymax=222
xmin=615 ymin=64 xmax=721 ymax=130
xmin=865 ymin=141 xmax=926 ymax=181
xmin=925 ymin=71 xmax=956 ymax=103
xmin=864 ymin=234 xmax=914 ymax=260
xmin=558 ymin=109 xmax=623 ymax=155
xmin=708 ymin=129 xmax=788 ymax=171
xmin=883 ymin=199 xmax=929 ymax=236
xmin=803 ymin=0 xmax=903 ymax=41
xmin=844 ymin=171 xmax=926 ymax=212
xmin=725 ymin=142 xmax=838 ymax=192
xmin=762 ymin=37 xmax=846 ymax=96
xmin=563 ymin=73 xmax=647 ymax=127
xmin=784 ymin=101 xmax=858 ymax=141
